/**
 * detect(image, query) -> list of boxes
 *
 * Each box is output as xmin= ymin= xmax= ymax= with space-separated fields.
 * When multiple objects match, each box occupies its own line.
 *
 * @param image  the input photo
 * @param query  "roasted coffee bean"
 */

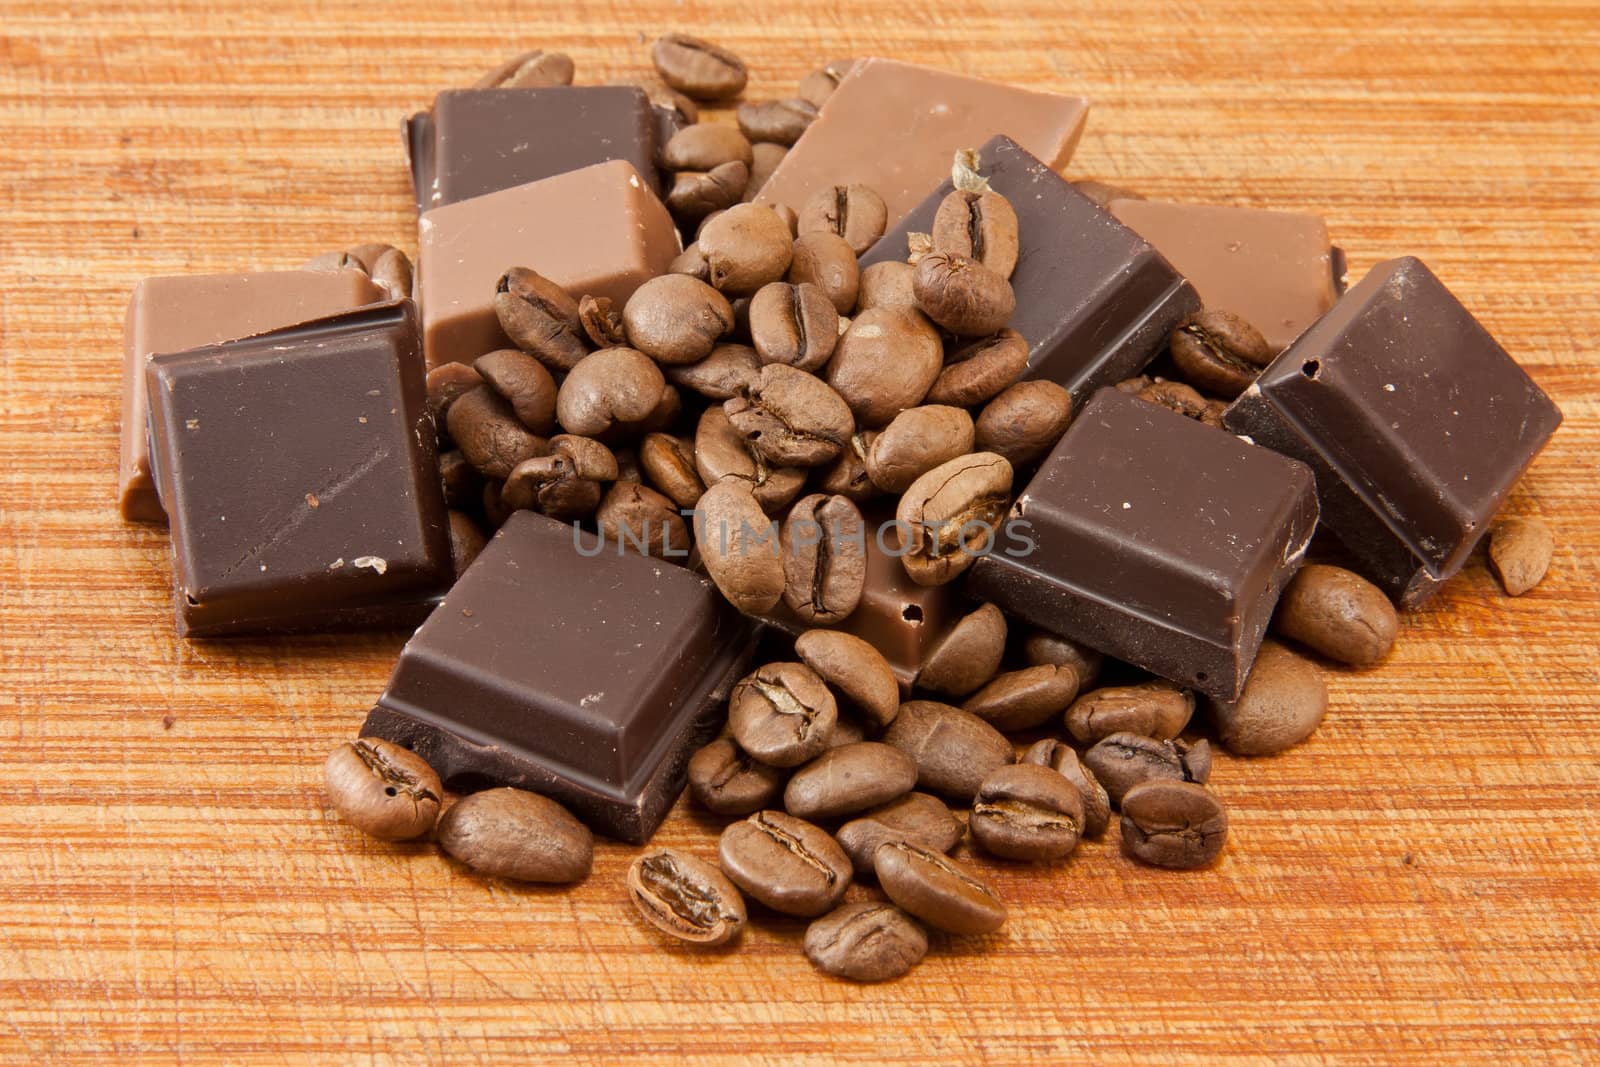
xmin=699 ymin=204 xmax=794 ymax=296
xmin=912 ymin=251 xmax=1014 ymax=337
xmin=964 ymin=665 xmax=1080 ymax=732
xmin=856 ymin=260 xmax=918 ymax=313
xmin=448 ymin=386 xmax=549 ymax=479
xmin=926 ymin=329 xmax=1029 ymax=408
xmin=473 ymin=349 xmax=557 ymax=434
xmin=436 ymin=788 xmax=593 ymax=883
xmin=1071 ymin=178 xmax=1144 ymax=209
xmin=1119 ymin=780 xmax=1228 ymax=869
xmin=1021 ymin=628 xmax=1104 ymax=689
xmin=728 ymin=662 xmax=838 ymax=767
xmin=623 ymin=274 xmax=735 ymax=366
xmin=666 ymin=161 xmax=749 ymax=222
xmin=667 ymin=342 xmax=761 ymax=400
xmin=368 ymin=247 xmax=414 ymax=301
xmin=578 ymin=295 xmax=626 ymax=349
xmin=669 ymin=242 xmax=711 ymax=282
xmin=795 ymin=630 xmax=899 ymax=727
xmin=502 ymin=434 xmax=616 ymax=520
xmin=627 ymin=848 xmax=747 ymax=946
xmin=337 ymin=242 xmax=394 ymax=273
xmin=970 ymin=763 xmax=1084 ymax=862
xmin=1489 ymin=517 xmax=1555 ymax=596
xmin=974 ymin=381 xmax=1073 ymax=467
xmin=827 ymin=715 xmax=869 ymax=749
xmin=438 ymin=449 xmax=478 ymax=509
xmin=895 ymin=452 xmax=1013 ymax=586
xmin=1137 ymin=378 xmax=1211 ymax=422
xmin=550 ymin=434 xmax=619 ymax=481
xmin=737 ymin=98 xmax=818 ymax=145
xmin=651 ymin=34 xmax=748 ymax=101
xmin=687 ymin=737 xmax=786 ymax=815
xmin=426 ymin=362 xmax=484 ymax=422
xmin=639 ymin=432 xmax=705 ymax=509
xmin=1206 ymin=640 xmax=1327 ymax=756
xmin=865 ymin=405 xmax=975 ymax=493
xmin=805 ymin=902 xmax=927 ymax=982
xmin=835 ymin=792 xmax=964 ymax=877
xmin=447 ymin=510 xmax=486 ymax=576
xmin=555 ymin=347 xmax=670 ymax=440
xmin=718 ymin=810 xmax=851 ymax=916
xmin=725 ymin=363 xmax=853 ymax=467
xmin=799 ymin=184 xmax=889 ymax=256
xmin=784 ymin=742 xmax=918 ymax=821
xmin=596 ymin=481 xmax=690 ymax=558
xmin=743 ymin=141 xmax=789 ymax=202
xmin=1274 ymin=563 xmax=1398 ymax=667
xmin=1066 ymin=681 xmax=1195 ymax=744
xmin=748 ymin=282 xmax=839 ymax=371
xmin=606 ymin=76 xmax=699 ymax=124
xmin=1200 ymin=398 xmax=1228 ymax=429
xmin=881 ymin=700 xmax=1012 ymax=800
xmin=796 ymin=59 xmax=858 ymax=108
xmin=1084 ymin=733 xmax=1211 ymax=805
xmin=1115 ymin=374 xmax=1153 ymax=395
xmin=1169 ymin=309 xmax=1275 ymax=399
xmin=781 ymin=493 xmax=866 ymax=624
xmin=917 ymin=602 xmax=1007 ymax=698
xmin=932 ymin=189 xmax=1020 ymax=278
xmin=660 ymin=122 xmax=754 ymax=172
xmin=694 ymin=407 xmax=807 ymax=513
xmin=324 ymin=738 xmax=442 ymax=841
xmin=875 ymin=841 xmax=1006 ymax=935
xmin=494 ymin=267 xmax=589 ymax=372
xmin=787 ymin=232 xmax=859 ymax=316
xmin=1020 ymin=740 xmax=1111 ymax=838
xmin=475 ymin=49 xmax=575 ymax=88
xmin=826 ymin=308 xmax=943 ymax=427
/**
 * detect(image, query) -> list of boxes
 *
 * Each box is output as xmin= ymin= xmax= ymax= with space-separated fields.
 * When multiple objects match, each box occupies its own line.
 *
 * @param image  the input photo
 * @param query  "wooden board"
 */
xmin=2 ymin=0 xmax=1597 ymax=1060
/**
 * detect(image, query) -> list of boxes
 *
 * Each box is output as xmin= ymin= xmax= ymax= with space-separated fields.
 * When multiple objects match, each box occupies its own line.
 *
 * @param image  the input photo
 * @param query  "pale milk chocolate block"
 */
xmin=1109 ymin=199 xmax=1343 ymax=353
xmin=755 ymin=58 xmax=1088 ymax=226
xmin=118 ymin=268 xmax=385 ymax=522
xmin=417 ymin=160 xmax=679 ymax=367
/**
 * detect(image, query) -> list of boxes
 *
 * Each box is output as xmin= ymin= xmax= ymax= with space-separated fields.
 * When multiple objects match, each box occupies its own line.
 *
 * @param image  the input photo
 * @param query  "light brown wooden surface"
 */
xmin=2 ymin=0 xmax=1598 ymax=1062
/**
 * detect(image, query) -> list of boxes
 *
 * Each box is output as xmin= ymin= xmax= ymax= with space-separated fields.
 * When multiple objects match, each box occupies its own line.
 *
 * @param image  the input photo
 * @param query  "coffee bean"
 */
xmin=827 ymin=715 xmax=869 ymax=749
xmin=1137 ymin=378 xmax=1212 ymax=422
xmin=725 ymin=363 xmax=853 ymax=467
xmin=596 ymin=481 xmax=691 ymax=558
xmin=475 ymin=49 xmax=575 ymax=88
xmin=784 ymin=742 xmax=918 ymax=821
xmin=856 ymin=260 xmax=918 ymax=313
xmin=747 ymin=282 xmax=839 ymax=371
xmin=555 ymin=432 xmax=620 ymax=482
xmin=339 ymin=242 xmax=397 ymax=274
xmin=666 ymin=161 xmax=749 ymax=222
xmin=1071 ymin=178 xmax=1144 ymax=209
xmin=799 ymin=184 xmax=888 ymax=256
xmin=698 ymin=204 xmax=794 ymax=296
xmin=826 ymin=308 xmax=943 ymax=427
xmin=804 ymin=902 xmax=927 ymax=981
xmin=865 ymin=405 xmax=975 ymax=493
xmin=369 ymin=247 xmax=414 ymax=301
xmin=1206 ymin=640 xmax=1327 ymax=756
xmin=1489 ymin=517 xmax=1555 ymax=596
xmin=970 ymin=763 xmax=1084 ymax=862
xmin=448 ymin=386 xmax=549 ymax=479
xmin=473 ymin=349 xmax=557 ymax=434
xmin=964 ymin=665 xmax=1080 ymax=733
xmin=578 ymin=295 xmax=626 ymax=349
xmin=687 ymin=737 xmax=785 ymax=815
xmin=932 ymin=189 xmax=1020 ymax=278
xmin=781 ymin=493 xmax=866 ymax=624
xmin=816 ymin=432 xmax=879 ymax=504
xmin=718 ymin=810 xmax=852 ymax=917
xmin=787 ymin=232 xmax=859 ymax=316
xmin=737 ymin=98 xmax=818 ymax=146
xmin=501 ymin=434 xmax=616 ymax=520
xmin=875 ymin=841 xmax=1006 ymax=935
xmin=912 ymin=251 xmax=1014 ymax=337
xmin=627 ymin=848 xmax=747 ymax=946
xmin=426 ymin=362 xmax=484 ymax=422
xmin=895 ymin=452 xmax=1013 ymax=586
xmin=651 ymin=34 xmax=748 ymax=101
xmin=324 ymin=738 xmax=442 ymax=841
xmin=974 ymin=380 xmax=1073 ymax=467
xmin=925 ymin=329 xmax=1029 ymax=408
xmin=1170 ymin=310 xmax=1275 ymax=399
xmin=1119 ymin=780 xmax=1228 ymax=870
xmin=1084 ymin=733 xmax=1211 ymax=806
xmin=447 ymin=510 xmax=486 ymax=576
xmin=494 ymin=267 xmax=589 ymax=372
xmin=794 ymin=630 xmax=898 ymax=728
xmin=667 ymin=342 xmax=762 ymax=400
xmin=694 ymin=407 xmax=807 ymax=513
xmin=796 ymin=58 xmax=858 ymax=107
xmin=555 ymin=347 xmax=671 ymax=440
xmin=435 ymin=788 xmax=593 ymax=883
xmin=1115 ymin=374 xmax=1153 ymax=395
xmin=834 ymin=792 xmax=964 ymax=877
xmin=669 ymin=242 xmax=711 ymax=282
xmin=1273 ymin=564 xmax=1398 ymax=667
xmin=638 ymin=432 xmax=705 ymax=509
xmin=1200 ymin=398 xmax=1228 ymax=429
xmin=605 ymin=76 xmax=699 ymax=125
xmin=623 ymin=274 xmax=735 ymax=366
xmin=1021 ymin=628 xmax=1104 ymax=689
xmin=881 ymin=700 xmax=1013 ymax=800
xmin=728 ymin=662 xmax=838 ymax=767
xmin=1020 ymin=740 xmax=1111 ymax=838
xmin=660 ymin=122 xmax=754 ymax=172
xmin=917 ymin=602 xmax=1007 ymax=698
xmin=1066 ymin=681 xmax=1195 ymax=744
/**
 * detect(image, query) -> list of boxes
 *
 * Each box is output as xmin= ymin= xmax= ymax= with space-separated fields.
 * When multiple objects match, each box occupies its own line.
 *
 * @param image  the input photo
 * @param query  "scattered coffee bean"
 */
xmin=627 ymin=848 xmax=747 ymax=946
xmin=729 ymin=661 xmax=838 ymax=768
xmin=501 ymin=434 xmax=616 ymax=520
xmin=324 ymin=738 xmax=442 ymax=841
xmin=784 ymin=742 xmax=918 ymax=821
xmin=913 ymin=251 xmax=1014 ymax=337
xmin=596 ymin=480 xmax=691 ymax=558
xmin=687 ymin=737 xmax=786 ymax=815
xmin=787 ymin=232 xmax=859 ymax=315
xmin=623 ymin=274 xmax=735 ymax=365
xmin=974 ymin=380 xmax=1073 ymax=467
xmin=1071 ymin=178 xmax=1144 ymax=208
xmin=1170 ymin=310 xmax=1275 ymax=399
xmin=1273 ymin=563 xmax=1398 ymax=667
xmin=856 ymin=260 xmax=918 ymax=313
xmin=1207 ymin=640 xmax=1327 ymax=756
xmin=881 ymin=700 xmax=1013 ymax=800
xmin=925 ymin=329 xmax=1029 ymax=408
xmin=666 ymin=161 xmax=749 ymax=221
xmin=578 ymin=294 xmax=626 ymax=349
xmin=660 ymin=122 xmax=754 ymax=172
xmin=916 ymin=602 xmax=1007 ymax=698
xmin=747 ymin=281 xmax=839 ymax=371
xmin=815 ymin=432 xmax=878 ymax=503
xmin=867 ymin=406 xmax=974 ymax=494
xmin=1137 ymin=378 xmax=1212 ymax=422
xmin=669 ymin=242 xmax=711 ymax=282
xmin=435 ymin=788 xmax=593 ymax=883
xmin=1021 ymin=740 xmax=1111 ymax=838
xmin=638 ymin=432 xmax=705 ymax=509
xmin=804 ymin=902 xmax=927 ymax=981
xmin=447 ymin=510 xmax=486 ymax=576
xmin=694 ymin=408 xmax=807 ymax=513
xmin=475 ymin=49 xmax=575 ymax=89
xmin=744 ymin=142 xmax=789 ymax=201
xmin=932 ymin=188 xmax=1020 ymax=278
xmin=494 ymin=267 xmax=589 ymax=372
xmin=555 ymin=431 xmax=622 ymax=482
xmin=1119 ymin=780 xmax=1228 ymax=869
xmin=426 ymin=362 xmax=484 ymax=422
xmin=1021 ymin=628 xmax=1103 ymax=689
xmin=651 ymin=34 xmax=749 ymax=101
xmin=826 ymin=308 xmax=943 ymax=427
xmin=718 ymin=810 xmax=852 ymax=917
xmin=834 ymin=792 xmax=964 ymax=877
xmin=474 ymin=348 xmax=557 ymax=434
xmin=1488 ymin=516 xmax=1555 ymax=596
xmin=341 ymin=242 xmax=397 ymax=273
xmin=781 ymin=493 xmax=866 ymax=624
xmin=798 ymin=183 xmax=889 ymax=255
xmin=1065 ymin=681 xmax=1195 ymax=744
xmin=555 ymin=347 xmax=671 ymax=439
xmin=1084 ymin=733 xmax=1211 ymax=805
xmin=447 ymin=386 xmax=549 ymax=479
xmin=963 ymin=664 xmax=1080 ymax=732
xmin=725 ymin=363 xmax=853 ymax=467
xmin=699 ymin=204 xmax=794 ymax=296
xmin=875 ymin=841 xmax=1006 ymax=935
xmin=970 ymin=763 xmax=1084 ymax=862
xmin=895 ymin=452 xmax=1013 ymax=586
xmin=667 ymin=342 xmax=762 ymax=400
xmin=737 ymin=98 xmax=818 ymax=145
xmin=369 ymin=247 xmax=414 ymax=301
xmin=795 ymin=630 xmax=899 ymax=728
xmin=796 ymin=59 xmax=858 ymax=108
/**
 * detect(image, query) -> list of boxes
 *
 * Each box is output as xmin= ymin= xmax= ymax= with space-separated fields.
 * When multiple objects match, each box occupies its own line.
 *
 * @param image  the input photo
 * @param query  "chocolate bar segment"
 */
xmin=967 ymin=388 xmax=1318 ymax=700
xmin=405 ymin=87 xmax=659 ymax=213
xmin=362 ymin=511 xmax=759 ymax=843
xmin=861 ymin=135 xmax=1199 ymax=405
xmin=146 ymin=300 xmax=452 ymax=635
xmin=1223 ymin=256 xmax=1562 ymax=607
xmin=119 ymin=268 xmax=385 ymax=522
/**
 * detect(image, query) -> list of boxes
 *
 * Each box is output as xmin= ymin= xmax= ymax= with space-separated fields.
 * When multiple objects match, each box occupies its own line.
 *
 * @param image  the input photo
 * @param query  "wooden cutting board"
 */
xmin=2 ymin=0 xmax=1596 ymax=1061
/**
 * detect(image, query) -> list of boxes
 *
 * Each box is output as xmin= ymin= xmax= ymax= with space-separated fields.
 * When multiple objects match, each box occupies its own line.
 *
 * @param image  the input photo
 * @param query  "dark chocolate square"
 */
xmin=361 ymin=512 xmax=759 ymax=843
xmin=1224 ymin=256 xmax=1563 ymax=607
xmin=966 ymin=388 xmax=1318 ymax=699
xmin=146 ymin=300 xmax=452 ymax=636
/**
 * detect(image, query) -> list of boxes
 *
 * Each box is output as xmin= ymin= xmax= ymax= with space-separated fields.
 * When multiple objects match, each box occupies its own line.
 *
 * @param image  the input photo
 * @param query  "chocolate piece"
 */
xmin=146 ymin=300 xmax=452 ymax=636
xmin=862 ymin=136 xmax=1199 ymax=404
xmin=361 ymin=512 xmax=758 ymax=843
xmin=417 ymin=160 xmax=680 ymax=366
xmin=119 ymin=268 xmax=384 ymax=522
xmin=755 ymin=58 xmax=1088 ymax=226
xmin=967 ymin=388 xmax=1317 ymax=700
xmin=1223 ymin=256 xmax=1562 ymax=607
xmin=1109 ymin=199 xmax=1340 ymax=352
xmin=405 ymin=87 xmax=659 ymax=213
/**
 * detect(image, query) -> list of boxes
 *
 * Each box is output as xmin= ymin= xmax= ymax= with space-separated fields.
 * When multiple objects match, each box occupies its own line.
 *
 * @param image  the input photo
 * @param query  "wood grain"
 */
xmin=2 ymin=0 xmax=1598 ymax=1061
